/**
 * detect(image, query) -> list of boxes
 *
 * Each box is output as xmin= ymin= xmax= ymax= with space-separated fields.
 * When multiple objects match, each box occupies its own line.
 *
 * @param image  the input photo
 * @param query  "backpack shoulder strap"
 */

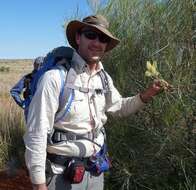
xmin=57 ymin=67 xmax=67 ymax=106
xmin=54 ymin=49 xmax=75 ymax=122
xmin=50 ymin=46 xmax=74 ymax=104
xmin=98 ymin=69 xmax=110 ymax=94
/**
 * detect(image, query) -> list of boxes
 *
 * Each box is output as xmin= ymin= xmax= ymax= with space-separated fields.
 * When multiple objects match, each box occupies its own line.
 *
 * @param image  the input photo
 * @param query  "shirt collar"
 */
xmin=71 ymin=51 xmax=104 ymax=75
xmin=71 ymin=51 xmax=86 ymax=74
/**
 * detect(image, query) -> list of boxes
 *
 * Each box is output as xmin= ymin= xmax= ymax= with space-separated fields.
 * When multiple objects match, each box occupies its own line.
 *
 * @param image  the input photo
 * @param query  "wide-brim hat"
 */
xmin=66 ymin=15 xmax=120 ymax=52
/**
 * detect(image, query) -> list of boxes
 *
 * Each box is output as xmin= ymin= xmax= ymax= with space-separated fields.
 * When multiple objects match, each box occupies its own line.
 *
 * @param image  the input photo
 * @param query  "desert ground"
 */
xmin=0 ymin=59 xmax=33 ymax=190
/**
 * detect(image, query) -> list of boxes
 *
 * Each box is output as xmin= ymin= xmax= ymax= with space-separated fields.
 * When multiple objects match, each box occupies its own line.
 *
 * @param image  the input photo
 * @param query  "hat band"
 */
xmin=84 ymin=21 xmax=108 ymax=29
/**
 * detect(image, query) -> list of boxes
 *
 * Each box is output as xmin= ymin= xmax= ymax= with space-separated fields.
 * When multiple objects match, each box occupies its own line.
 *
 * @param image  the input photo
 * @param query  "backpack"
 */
xmin=24 ymin=46 xmax=110 ymax=122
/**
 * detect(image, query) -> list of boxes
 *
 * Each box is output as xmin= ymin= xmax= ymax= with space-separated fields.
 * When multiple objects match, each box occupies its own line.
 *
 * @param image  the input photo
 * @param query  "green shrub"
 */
xmin=92 ymin=0 xmax=196 ymax=189
xmin=0 ymin=66 xmax=10 ymax=72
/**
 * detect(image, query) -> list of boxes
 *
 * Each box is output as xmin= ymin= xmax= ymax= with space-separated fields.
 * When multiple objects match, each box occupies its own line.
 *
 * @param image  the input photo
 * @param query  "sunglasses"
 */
xmin=81 ymin=30 xmax=111 ymax=43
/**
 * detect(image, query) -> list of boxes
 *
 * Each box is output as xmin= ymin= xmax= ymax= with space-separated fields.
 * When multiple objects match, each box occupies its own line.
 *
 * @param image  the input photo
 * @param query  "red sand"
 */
xmin=0 ymin=167 xmax=32 ymax=190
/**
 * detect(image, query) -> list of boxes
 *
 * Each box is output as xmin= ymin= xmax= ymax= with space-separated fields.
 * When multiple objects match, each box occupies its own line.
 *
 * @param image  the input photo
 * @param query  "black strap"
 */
xmin=51 ymin=129 xmax=102 ymax=148
xmin=98 ymin=69 xmax=110 ymax=93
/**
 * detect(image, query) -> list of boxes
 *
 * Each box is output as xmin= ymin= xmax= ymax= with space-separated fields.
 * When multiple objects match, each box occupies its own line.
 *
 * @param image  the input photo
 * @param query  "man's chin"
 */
xmin=92 ymin=56 xmax=100 ymax=61
xmin=88 ymin=56 xmax=100 ymax=64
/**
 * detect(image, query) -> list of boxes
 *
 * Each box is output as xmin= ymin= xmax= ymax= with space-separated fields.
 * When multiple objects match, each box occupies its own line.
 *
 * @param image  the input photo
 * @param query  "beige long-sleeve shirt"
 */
xmin=23 ymin=51 xmax=145 ymax=184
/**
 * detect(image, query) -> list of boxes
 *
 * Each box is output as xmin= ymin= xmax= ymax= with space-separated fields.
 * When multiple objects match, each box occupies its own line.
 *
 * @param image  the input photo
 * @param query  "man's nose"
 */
xmin=92 ymin=37 xmax=102 ymax=45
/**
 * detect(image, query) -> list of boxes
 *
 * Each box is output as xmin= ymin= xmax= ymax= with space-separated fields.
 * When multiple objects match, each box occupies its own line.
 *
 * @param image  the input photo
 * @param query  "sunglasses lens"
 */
xmin=99 ymin=35 xmax=110 ymax=43
xmin=82 ymin=30 xmax=110 ymax=43
xmin=83 ymin=31 xmax=97 ymax=40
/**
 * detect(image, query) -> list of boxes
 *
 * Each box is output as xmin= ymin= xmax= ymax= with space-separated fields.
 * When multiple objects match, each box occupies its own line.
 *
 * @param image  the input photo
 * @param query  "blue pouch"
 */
xmin=87 ymin=144 xmax=111 ymax=176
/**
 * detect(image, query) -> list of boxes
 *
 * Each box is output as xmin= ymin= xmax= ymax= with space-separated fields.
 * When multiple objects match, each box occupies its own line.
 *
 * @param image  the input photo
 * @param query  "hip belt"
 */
xmin=47 ymin=143 xmax=111 ymax=179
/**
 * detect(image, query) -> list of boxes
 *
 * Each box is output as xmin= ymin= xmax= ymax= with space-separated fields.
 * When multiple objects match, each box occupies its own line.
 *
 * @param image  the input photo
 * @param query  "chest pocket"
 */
xmin=61 ymin=86 xmax=107 ymax=122
xmin=55 ymin=69 xmax=109 ymax=123
xmin=69 ymin=90 xmax=89 ymax=117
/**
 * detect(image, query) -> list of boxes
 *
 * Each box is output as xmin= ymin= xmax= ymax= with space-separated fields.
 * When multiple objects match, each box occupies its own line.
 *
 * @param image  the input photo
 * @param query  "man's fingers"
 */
xmin=153 ymin=79 xmax=172 ymax=92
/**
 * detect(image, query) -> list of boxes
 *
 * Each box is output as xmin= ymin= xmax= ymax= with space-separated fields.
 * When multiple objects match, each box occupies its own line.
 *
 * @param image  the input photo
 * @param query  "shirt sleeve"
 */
xmin=10 ymin=76 xmax=26 ymax=108
xmin=23 ymin=70 xmax=61 ymax=184
xmin=105 ymin=73 xmax=145 ymax=117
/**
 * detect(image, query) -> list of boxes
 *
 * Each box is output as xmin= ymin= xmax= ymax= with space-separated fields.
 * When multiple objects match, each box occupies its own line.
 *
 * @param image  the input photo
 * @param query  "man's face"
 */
xmin=75 ymin=27 xmax=110 ymax=64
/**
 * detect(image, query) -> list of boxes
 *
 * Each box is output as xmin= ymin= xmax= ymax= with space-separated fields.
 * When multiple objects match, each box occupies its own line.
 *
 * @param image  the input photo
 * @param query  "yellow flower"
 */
xmin=145 ymin=71 xmax=152 ymax=77
xmin=145 ymin=61 xmax=159 ymax=77
xmin=145 ymin=60 xmax=173 ymax=92
xmin=146 ymin=61 xmax=153 ymax=71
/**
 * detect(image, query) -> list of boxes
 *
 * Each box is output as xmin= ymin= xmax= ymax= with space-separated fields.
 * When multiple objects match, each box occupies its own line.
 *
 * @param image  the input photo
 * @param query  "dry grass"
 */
xmin=0 ymin=59 xmax=32 ymax=97
xmin=0 ymin=59 xmax=31 ymax=170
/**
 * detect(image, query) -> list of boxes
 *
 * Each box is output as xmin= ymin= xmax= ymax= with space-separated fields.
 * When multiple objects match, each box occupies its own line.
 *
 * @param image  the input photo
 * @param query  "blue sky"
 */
xmin=0 ymin=0 xmax=94 ymax=59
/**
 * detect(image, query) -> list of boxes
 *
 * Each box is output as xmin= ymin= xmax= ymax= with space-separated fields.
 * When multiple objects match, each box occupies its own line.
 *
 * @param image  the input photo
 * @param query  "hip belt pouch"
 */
xmin=64 ymin=158 xmax=85 ymax=184
xmin=87 ymin=143 xmax=111 ymax=176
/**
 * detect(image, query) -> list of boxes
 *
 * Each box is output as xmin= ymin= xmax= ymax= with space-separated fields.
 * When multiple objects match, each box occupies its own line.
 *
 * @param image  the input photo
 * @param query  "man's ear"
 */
xmin=75 ymin=32 xmax=80 ymax=46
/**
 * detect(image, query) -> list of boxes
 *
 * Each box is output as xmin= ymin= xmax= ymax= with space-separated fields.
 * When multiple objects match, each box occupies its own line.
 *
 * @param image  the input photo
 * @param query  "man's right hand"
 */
xmin=139 ymin=79 xmax=170 ymax=103
xmin=33 ymin=183 xmax=48 ymax=190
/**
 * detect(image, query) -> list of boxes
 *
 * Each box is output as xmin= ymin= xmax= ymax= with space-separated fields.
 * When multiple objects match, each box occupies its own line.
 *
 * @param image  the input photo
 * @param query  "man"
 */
xmin=24 ymin=15 xmax=167 ymax=190
xmin=10 ymin=56 xmax=44 ymax=109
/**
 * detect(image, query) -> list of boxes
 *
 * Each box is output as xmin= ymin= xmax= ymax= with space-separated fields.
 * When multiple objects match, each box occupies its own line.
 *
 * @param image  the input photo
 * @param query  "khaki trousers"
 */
xmin=47 ymin=171 xmax=104 ymax=190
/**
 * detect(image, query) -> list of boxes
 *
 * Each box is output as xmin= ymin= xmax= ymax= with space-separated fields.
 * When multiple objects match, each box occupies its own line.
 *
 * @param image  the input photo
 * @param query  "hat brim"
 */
xmin=66 ymin=20 xmax=120 ymax=52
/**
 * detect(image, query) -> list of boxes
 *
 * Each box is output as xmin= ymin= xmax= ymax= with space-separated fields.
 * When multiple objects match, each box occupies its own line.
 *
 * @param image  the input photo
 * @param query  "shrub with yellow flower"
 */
xmin=145 ymin=61 xmax=172 ymax=91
